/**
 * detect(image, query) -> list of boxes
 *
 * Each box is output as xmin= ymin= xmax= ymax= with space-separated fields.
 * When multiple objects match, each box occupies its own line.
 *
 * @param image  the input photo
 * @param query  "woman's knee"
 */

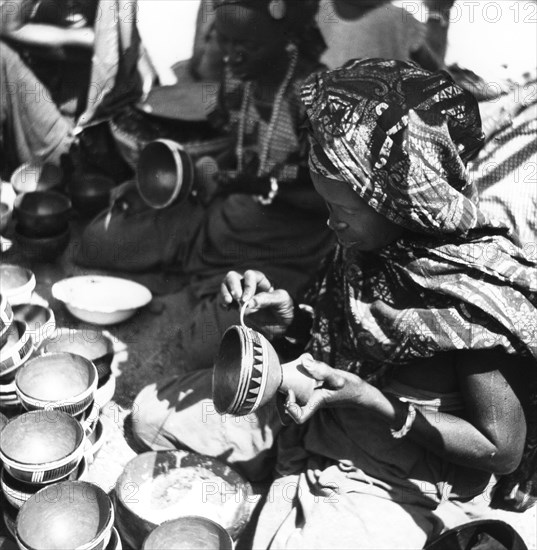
xmin=131 ymin=381 xmax=174 ymax=450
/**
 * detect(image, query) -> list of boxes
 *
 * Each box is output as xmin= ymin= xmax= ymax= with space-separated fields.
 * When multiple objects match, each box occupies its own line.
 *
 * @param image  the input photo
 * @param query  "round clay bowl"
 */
xmin=0 ymin=410 xmax=85 ymax=483
xmin=114 ymin=451 xmax=251 ymax=548
xmin=213 ymin=325 xmax=281 ymax=416
xmin=14 ymin=191 xmax=71 ymax=238
xmin=0 ymin=265 xmax=36 ymax=307
xmin=137 ymin=139 xmax=194 ymax=209
xmin=14 ymin=225 xmax=70 ymax=263
xmin=13 ymin=304 xmax=55 ymax=348
xmin=43 ymin=328 xmax=114 ymax=381
xmin=143 ymin=516 xmax=233 ymax=550
xmin=68 ymin=173 xmax=116 ymax=218
xmin=15 ymin=352 xmax=97 ymax=416
xmin=10 ymin=163 xmax=63 ymax=195
xmin=16 ymin=480 xmax=114 ymax=550
xmin=0 ymin=321 xmax=34 ymax=380
xmin=1 ymin=456 xmax=88 ymax=509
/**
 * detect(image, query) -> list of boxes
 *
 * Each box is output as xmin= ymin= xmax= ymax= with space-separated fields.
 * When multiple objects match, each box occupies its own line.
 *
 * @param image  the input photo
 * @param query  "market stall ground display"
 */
xmin=0 ymin=191 xmax=535 ymax=549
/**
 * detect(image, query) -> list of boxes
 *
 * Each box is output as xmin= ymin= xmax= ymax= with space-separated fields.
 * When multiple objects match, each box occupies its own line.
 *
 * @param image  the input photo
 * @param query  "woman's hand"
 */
xmin=284 ymin=354 xmax=367 ymax=424
xmin=220 ymin=270 xmax=294 ymax=339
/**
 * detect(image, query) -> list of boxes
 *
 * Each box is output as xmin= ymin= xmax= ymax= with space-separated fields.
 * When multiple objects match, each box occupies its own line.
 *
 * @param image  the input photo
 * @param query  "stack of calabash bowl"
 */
xmin=13 ymin=351 xmax=105 ymax=461
xmin=15 ymin=480 xmax=117 ymax=550
xmin=13 ymin=190 xmax=71 ymax=262
xmin=0 ymin=410 xmax=89 ymax=536
xmin=41 ymin=328 xmax=117 ymax=460
xmin=0 ymin=290 xmax=35 ymax=416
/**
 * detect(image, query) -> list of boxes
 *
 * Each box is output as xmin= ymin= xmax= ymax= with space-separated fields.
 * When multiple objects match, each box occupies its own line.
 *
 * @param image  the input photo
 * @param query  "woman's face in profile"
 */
xmin=311 ymin=171 xmax=405 ymax=251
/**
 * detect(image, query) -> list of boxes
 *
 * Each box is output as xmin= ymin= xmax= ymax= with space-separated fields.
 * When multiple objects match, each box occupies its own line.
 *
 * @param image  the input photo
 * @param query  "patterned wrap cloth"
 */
xmin=300 ymin=58 xmax=537 ymax=499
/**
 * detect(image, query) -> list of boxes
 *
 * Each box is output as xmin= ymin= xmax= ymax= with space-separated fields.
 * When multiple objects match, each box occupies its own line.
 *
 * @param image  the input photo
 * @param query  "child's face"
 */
xmin=215 ymin=6 xmax=286 ymax=81
xmin=311 ymin=171 xmax=405 ymax=251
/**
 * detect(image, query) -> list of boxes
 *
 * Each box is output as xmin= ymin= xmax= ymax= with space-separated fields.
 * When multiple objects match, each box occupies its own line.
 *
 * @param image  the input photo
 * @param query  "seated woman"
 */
xmin=133 ymin=59 xmax=536 ymax=548
xmin=79 ymin=0 xmax=334 ymax=370
xmin=0 ymin=0 xmax=96 ymax=174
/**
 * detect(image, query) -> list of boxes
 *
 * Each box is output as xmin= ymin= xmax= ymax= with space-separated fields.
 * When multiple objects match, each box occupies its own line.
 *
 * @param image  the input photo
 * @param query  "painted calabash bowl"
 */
xmin=0 ymin=321 xmax=34 ymax=380
xmin=0 ymin=265 xmax=36 ymax=307
xmin=114 ymin=451 xmax=251 ymax=548
xmin=137 ymin=139 xmax=194 ymax=209
xmin=13 ymin=304 xmax=55 ymax=349
xmin=212 ymin=324 xmax=281 ymax=416
xmin=15 ymin=352 xmax=97 ymax=416
xmin=1 ymin=456 xmax=88 ymax=509
xmin=0 ymin=410 xmax=85 ymax=484
xmin=16 ymin=481 xmax=114 ymax=550
xmin=142 ymin=516 xmax=233 ymax=550
xmin=42 ymin=328 xmax=114 ymax=382
xmin=14 ymin=190 xmax=71 ymax=238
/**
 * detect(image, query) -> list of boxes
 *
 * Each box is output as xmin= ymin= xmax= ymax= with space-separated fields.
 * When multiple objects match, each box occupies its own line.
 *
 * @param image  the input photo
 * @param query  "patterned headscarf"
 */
xmin=302 ymin=58 xmax=486 ymax=237
xmin=300 ymin=58 xmax=537 ymax=498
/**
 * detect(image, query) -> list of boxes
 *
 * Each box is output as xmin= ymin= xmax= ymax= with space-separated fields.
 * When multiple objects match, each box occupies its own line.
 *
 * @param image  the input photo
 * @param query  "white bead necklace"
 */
xmin=236 ymin=44 xmax=299 ymax=176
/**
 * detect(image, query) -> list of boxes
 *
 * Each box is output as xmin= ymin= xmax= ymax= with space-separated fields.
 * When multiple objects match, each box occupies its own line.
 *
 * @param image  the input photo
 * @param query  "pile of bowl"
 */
xmin=1 ymin=285 xmax=36 ymax=416
xmin=12 ymin=188 xmax=71 ymax=262
xmin=0 ymin=343 xmax=115 ymax=545
xmin=41 ymin=327 xmax=117 ymax=436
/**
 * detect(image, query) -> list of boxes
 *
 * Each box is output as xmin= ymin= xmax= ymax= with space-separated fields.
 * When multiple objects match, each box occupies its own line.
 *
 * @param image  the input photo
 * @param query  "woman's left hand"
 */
xmin=284 ymin=354 xmax=367 ymax=424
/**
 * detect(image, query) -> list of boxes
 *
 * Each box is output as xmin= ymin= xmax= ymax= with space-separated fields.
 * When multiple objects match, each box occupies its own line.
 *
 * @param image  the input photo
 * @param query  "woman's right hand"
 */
xmin=221 ymin=270 xmax=295 ymax=339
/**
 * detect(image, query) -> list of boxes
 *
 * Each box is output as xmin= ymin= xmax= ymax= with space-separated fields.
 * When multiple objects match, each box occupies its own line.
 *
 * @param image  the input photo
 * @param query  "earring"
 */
xmin=223 ymin=55 xmax=230 ymax=64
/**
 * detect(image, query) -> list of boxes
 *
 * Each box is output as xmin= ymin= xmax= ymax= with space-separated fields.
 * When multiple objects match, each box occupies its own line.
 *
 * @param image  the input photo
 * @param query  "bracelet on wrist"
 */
xmin=390 ymin=400 xmax=417 ymax=439
xmin=255 ymin=177 xmax=279 ymax=206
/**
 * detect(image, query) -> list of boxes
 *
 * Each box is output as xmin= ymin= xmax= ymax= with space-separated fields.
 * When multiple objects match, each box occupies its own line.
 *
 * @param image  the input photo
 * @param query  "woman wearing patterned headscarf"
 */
xmin=213 ymin=59 xmax=536 ymax=548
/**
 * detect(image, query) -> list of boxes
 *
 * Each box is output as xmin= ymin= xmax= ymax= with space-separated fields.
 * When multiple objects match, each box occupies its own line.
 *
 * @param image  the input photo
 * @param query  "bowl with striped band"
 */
xmin=15 ymin=352 xmax=97 ymax=416
xmin=212 ymin=324 xmax=316 ymax=417
xmin=0 ymin=321 xmax=34 ymax=380
xmin=16 ymin=481 xmax=115 ymax=550
xmin=1 ymin=455 xmax=89 ymax=509
xmin=0 ymin=410 xmax=85 ymax=484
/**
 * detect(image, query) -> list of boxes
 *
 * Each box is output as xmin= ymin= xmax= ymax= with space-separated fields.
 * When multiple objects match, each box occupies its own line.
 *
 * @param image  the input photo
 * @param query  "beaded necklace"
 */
xmin=236 ymin=44 xmax=299 ymax=176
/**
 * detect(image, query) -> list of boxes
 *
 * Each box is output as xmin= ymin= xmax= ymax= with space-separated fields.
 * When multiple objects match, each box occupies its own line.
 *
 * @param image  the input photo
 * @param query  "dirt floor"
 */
xmin=1 ymin=220 xmax=536 ymax=548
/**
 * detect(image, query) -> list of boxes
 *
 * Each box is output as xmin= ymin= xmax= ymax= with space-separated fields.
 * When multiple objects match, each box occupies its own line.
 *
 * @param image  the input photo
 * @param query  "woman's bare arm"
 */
xmin=406 ymin=350 xmax=527 ymax=474
xmin=287 ymin=349 xmax=528 ymax=475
